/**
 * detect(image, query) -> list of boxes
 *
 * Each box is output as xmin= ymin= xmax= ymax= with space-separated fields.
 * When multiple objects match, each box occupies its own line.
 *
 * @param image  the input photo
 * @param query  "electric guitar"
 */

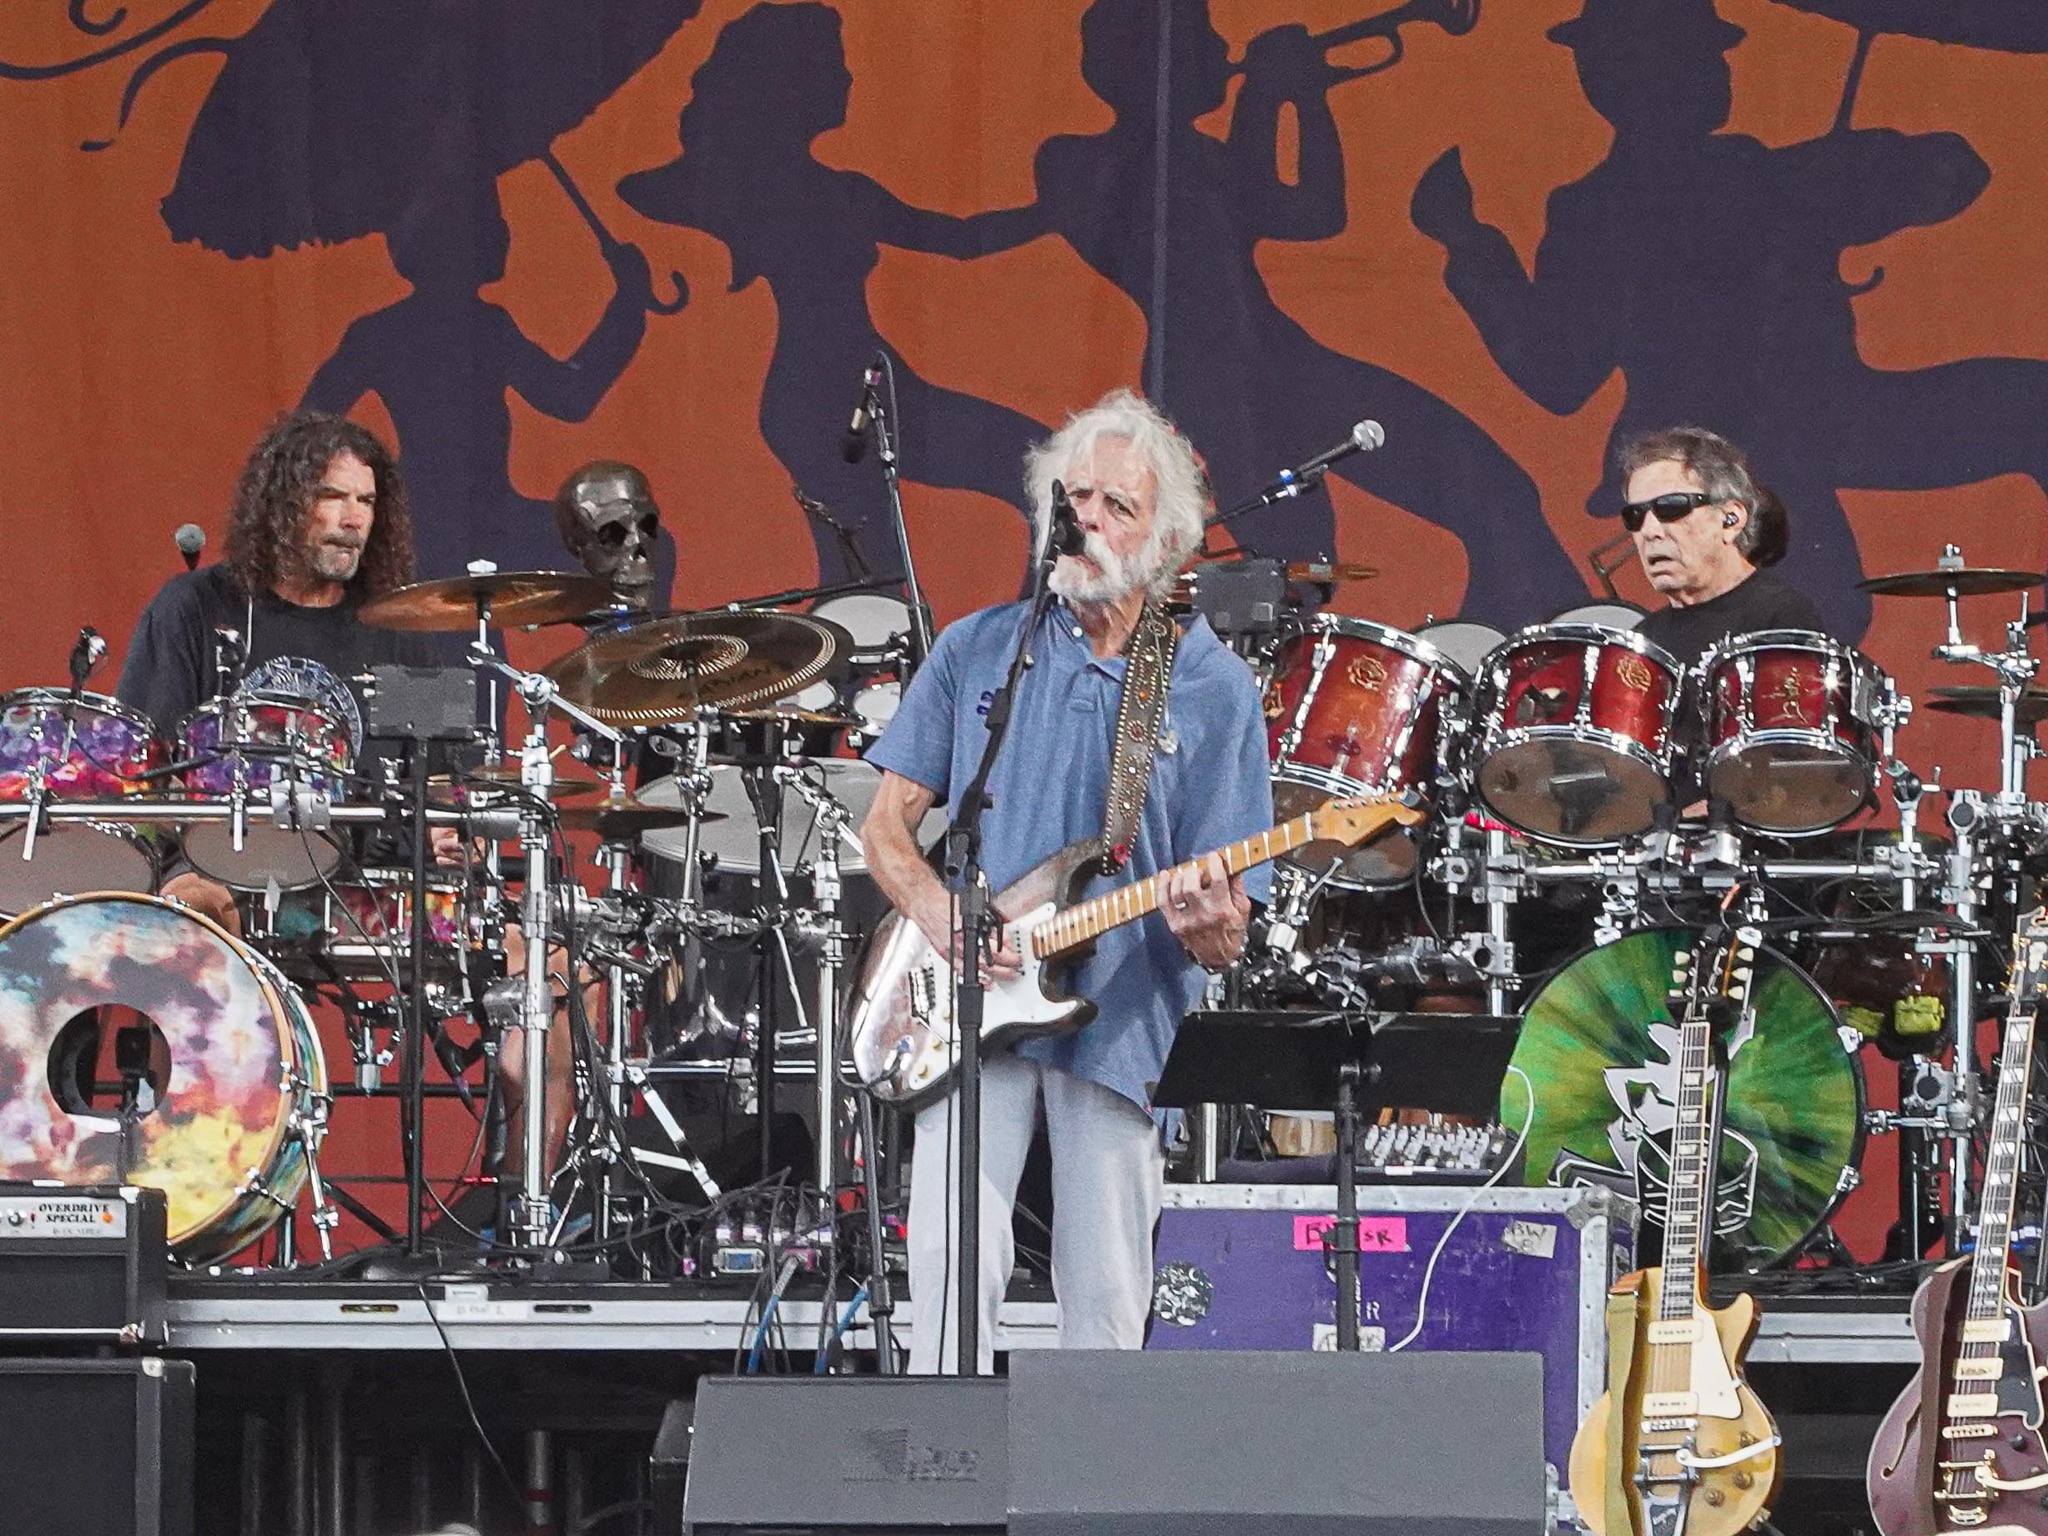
xmin=842 ymin=794 xmax=1421 ymax=1110
xmin=1868 ymin=906 xmax=2048 ymax=1536
xmin=1568 ymin=924 xmax=1783 ymax=1536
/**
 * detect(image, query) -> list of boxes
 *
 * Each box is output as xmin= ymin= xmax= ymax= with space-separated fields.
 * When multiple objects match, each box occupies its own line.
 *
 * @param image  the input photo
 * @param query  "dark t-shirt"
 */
xmin=1635 ymin=568 xmax=1832 ymax=667
xmin=116 ymin=564 xmax=438 ymax=737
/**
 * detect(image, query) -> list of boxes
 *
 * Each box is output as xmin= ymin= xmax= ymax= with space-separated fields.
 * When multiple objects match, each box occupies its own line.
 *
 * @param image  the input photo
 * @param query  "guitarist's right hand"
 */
xmin=910 ymin=891 xmax=1023 ymax=986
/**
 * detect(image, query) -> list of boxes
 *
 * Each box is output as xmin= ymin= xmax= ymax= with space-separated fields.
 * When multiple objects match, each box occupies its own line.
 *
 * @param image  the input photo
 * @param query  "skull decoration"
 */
xmin=552 ymin=460 xmax=662 ymax=610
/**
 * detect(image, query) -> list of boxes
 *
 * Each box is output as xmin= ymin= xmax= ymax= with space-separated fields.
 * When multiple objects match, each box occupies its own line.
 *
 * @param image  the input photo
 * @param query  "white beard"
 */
xmin=1048 ymin=530 xmax=1164 ymax=605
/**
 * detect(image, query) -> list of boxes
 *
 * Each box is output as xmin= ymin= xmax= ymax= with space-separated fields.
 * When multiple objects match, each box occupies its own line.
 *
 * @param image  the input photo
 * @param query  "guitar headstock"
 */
xmin=1305 ymin=794 xmax=1426 ymax=848
xmin=2010 ymin=906 xmax=2048 ymax=1007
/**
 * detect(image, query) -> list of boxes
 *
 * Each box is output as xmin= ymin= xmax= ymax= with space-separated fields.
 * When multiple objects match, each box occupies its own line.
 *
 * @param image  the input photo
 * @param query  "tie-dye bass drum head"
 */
xmin=1500 ymin=926 xmax=1864 ymax=1271
xmin=0 ymin=892 xmax=327 ymax=1261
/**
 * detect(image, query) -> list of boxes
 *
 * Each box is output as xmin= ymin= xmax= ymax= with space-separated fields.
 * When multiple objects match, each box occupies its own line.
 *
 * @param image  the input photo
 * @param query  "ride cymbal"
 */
xmin=546 ymin=611 xmax=852 ymax=726
xmin=1923 ymin=686 xmax=2048 ymax=725
xmin=359 ymin=571 xmax=618 ymax=630
xmin=1860 ymin=567 xmax=2046 ymax=598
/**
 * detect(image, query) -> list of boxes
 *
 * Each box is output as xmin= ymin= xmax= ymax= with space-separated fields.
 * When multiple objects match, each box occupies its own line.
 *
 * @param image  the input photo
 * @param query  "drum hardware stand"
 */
xmin=784 ymin=770 xmax=859 ymax=1199
xmin=858 ymin=351 xmax=935 ymax=673
xmin=1941 ymin=790 xmax=1989 ymax=1252
xmin=468 ymin=647 xmax=628 ymax=1253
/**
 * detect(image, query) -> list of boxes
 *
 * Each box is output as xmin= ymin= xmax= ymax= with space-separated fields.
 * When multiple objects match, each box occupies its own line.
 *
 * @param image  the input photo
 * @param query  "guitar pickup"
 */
xmin=1943 ymin=1423 xmax=1998 ymax=1440
xmin=1963 ymin=1318 xmax=2013 ymax=1344
xmin=1952 ymin=1359 xmax=2003 ymax=1380
xmin=908 ymin=967 xmax=935 ymax=1023
xmin=1646 ymin=1318 xmax=1703 ymax=1344
xmin=1948 ymin=1393 xmax=2002 ymax=1418
xmin=1640 ymin=1393 xmax=1699 ymax=1418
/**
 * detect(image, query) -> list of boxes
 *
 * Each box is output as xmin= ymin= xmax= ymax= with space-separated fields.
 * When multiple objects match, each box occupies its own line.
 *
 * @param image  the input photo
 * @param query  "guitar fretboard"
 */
xmin=1027 ymin=802 xmax=1402 ymax=961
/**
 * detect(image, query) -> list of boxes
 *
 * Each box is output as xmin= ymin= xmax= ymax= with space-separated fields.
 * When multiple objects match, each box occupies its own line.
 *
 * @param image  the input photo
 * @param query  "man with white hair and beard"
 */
xmin=862 ymin=388 xmax=1274 ymax=1373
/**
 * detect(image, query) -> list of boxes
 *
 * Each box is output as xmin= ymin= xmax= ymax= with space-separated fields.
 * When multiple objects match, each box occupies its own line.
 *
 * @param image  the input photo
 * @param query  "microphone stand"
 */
xmin=941 ymin=531 xmax=1064 ymax=1374
xmin=866 ymin=356 xmax=935 ymax=677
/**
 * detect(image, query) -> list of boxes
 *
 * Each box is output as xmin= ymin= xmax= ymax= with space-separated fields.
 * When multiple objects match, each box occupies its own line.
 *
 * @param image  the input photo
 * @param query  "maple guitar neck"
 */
xmin=1029 ymin=807 xmax=1371 ymax=961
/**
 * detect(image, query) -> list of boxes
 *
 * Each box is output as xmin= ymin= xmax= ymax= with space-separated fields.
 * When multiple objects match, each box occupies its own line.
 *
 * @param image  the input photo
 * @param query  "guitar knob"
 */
xmin=2015 ymin=1433 xmax=2030 ymax=1449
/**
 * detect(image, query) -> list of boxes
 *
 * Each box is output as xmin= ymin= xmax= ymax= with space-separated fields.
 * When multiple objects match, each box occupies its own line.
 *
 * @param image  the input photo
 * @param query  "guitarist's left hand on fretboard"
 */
xmin=1159 ymin=850 xmax=1250 ymax=971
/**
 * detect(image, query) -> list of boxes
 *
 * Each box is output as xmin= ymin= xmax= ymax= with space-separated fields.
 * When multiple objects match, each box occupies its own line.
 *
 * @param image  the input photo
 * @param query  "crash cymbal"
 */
xmin=554 ymin=791 xmax=726 ymax=839
xmin=1923 ymin=686 xmax=2048 ymax=725
xmin=1861 ymin=567 xmax=2045 ymax=598
xmin=546 ymin=611 xmax=853 ymax=726
xmin=359 ymin=571 xmax=618 ymax=631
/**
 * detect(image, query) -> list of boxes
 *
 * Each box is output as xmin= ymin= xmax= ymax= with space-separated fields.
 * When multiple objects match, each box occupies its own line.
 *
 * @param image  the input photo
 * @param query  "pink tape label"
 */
xmin=1294 ymin=1215 xmax=1408 ymax=1253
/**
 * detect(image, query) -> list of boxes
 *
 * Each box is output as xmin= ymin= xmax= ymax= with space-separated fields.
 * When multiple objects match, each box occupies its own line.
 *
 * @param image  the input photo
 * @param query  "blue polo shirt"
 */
xmin=865 ymin=599 xmax=1274 ymax=1112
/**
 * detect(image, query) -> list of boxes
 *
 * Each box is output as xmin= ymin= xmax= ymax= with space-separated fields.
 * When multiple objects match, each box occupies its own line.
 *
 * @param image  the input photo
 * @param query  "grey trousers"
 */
xmin=907 ymin=1050 xmax=1165 ymax=1374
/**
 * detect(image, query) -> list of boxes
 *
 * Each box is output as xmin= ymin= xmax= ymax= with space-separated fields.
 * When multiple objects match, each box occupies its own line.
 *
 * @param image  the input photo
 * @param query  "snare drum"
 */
xmin=0 ymin=688 xmax=163 ymax=914
xmin=0 ymin=892 xmax=327 ymax=1261
xmin=1264 ymin=617 xmax=1467 ymax=887
xmin=1698 ymin=630 xmax=1882 ymax=835
xmin=178 ymin=689 xmax=353 ymax=890
xmin=1467 ymin=623 xmax=1682 ymax=845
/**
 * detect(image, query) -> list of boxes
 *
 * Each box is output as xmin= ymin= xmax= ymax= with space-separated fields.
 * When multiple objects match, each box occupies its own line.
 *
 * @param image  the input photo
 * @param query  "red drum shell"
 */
xmin=1471 ymin=623 xmax=1681 ymax=846
xmin=1702 ymin=631 xmax=1878 ymax=835
xmin=1264 ymin=617 xmax=1466 ymax=887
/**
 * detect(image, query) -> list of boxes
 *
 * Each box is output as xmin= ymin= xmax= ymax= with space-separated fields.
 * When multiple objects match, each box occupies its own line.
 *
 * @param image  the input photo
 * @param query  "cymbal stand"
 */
xmin=781 ymin=769 xmax=863 ymax=1197
xmin=467 ymin=645 xmax=626 ymax=1252
xmin=1940 ymin=791 xmax=1986 ymax=1253
xmin=1928 ymin=547 xmax=2039 ymax=806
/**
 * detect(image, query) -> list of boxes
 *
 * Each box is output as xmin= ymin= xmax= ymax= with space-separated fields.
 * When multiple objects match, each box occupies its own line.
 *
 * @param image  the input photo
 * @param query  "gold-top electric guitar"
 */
xmin=842 ymin=794 xmax=1421 ymax=1109
xmin=1569 ymin=923 xmax=1783 ymax=1536
xmin=1867 ymin=906 xmax=2048 ymax=1536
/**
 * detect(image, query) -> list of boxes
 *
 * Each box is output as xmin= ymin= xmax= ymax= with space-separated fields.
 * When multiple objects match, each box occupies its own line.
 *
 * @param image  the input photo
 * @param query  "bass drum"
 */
xmin=1500 ymin=926 xmax=1863 ymax=1271
xmin=0 ymin=892 xmax=327 ymax=1262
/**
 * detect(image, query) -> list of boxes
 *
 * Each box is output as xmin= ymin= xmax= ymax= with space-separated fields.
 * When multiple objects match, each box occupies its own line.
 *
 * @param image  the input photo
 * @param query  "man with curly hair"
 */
xmin=118 ymin=411 xmax=443 ymax=931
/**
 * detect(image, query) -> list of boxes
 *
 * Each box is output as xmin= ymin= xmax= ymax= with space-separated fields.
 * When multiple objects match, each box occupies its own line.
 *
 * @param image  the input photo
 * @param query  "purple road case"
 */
xmin=1148 ymin=1183 xmax=1636 ymax=1530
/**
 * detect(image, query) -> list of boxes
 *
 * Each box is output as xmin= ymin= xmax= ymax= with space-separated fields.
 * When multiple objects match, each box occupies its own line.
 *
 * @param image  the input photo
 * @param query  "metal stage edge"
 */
xmin=161 ymin=1286 xmax=1912 ymax=1361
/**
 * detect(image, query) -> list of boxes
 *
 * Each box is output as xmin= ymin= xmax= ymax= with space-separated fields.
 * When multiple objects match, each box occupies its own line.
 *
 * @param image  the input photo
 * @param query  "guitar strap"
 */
xmin=1095 ymin=602 xmax=1179 ymax=877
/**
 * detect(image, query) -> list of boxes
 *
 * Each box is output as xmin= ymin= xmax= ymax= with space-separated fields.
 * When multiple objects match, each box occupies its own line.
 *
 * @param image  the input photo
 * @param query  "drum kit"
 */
xmin=2 ymin=531 xmax=2044 ymax=1277
xmin=0 ymin=564 xmax=921 ymax=1267
xmin=1235 ymin=542 xmax=2048 ymax=1269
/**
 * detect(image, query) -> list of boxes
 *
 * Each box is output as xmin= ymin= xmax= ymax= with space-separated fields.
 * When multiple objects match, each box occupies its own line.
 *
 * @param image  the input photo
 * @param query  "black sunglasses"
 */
xmin=1620 ymin=490 xmax=1713 ymax=533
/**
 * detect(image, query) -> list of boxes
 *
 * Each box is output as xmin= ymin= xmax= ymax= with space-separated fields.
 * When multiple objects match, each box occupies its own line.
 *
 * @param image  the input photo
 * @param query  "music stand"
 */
xmin=1154 ymin=1011 xmax=1519 ymax=1350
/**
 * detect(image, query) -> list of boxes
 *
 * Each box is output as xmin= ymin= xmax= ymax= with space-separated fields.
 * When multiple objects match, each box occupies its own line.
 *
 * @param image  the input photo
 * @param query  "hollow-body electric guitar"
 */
xmin=1569 ymin=923 xmax=1783 ymax=1536
xmin=843 ymin=795 xmax=1421 ymax=1109
xmin=1868 ymin=907 xmax=2048 ymax=1536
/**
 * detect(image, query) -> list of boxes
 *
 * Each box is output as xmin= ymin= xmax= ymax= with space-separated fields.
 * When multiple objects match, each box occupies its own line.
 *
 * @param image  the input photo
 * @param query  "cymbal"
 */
xmin=1923 ymin=686 xmax=2048 ymax=725
xmin=554 ymin=792 xmax=725 ymax=839
xmin=546 ymin=611 xmax=853 ymax=726
xmin=360 ymin=571 xmax=618 ymax=631
xmin=1861 ymin=567 xmax=2046 ymax=598
xmin=460 ymin=763 xmax=607 ymax=797
xmin=1286 ymin=560 xmax=1378 ymax=584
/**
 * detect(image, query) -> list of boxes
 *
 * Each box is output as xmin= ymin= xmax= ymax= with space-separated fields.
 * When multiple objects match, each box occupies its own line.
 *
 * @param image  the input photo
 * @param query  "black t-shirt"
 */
xmin=117 ymin=564 xmax=439 ymax=737
xmin=1635 ymin=568 xmax=1832 ymax=667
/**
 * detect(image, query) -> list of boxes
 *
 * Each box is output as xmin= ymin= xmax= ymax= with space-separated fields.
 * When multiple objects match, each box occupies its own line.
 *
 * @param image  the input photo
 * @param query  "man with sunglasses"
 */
xmin=1621 ymin=426 xmax=1828 ymax=666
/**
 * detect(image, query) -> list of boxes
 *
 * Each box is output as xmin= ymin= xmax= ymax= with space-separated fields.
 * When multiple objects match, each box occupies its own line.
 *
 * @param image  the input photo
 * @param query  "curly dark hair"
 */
xmin=225 ymin=412 xmax=416 ymax=600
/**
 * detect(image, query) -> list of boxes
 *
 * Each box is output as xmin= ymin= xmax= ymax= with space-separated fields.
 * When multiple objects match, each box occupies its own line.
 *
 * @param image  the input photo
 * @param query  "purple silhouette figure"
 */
xmin=1030 ymin=0 xmax=1581 ymax=626
xmin=1411 ymin=0 xmax=2045 ymax=639
xmin=616 ymin=2 xmax=1051 ymax=587
xmin=301 ymin=159 xmax=659 ymax=579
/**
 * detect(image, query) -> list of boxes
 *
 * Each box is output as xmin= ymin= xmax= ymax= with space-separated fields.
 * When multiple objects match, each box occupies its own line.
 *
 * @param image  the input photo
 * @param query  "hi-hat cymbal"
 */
xmin=1861 ymin=567 xmax=2046 ymax=598
xmin=360 ymin=571 xmax=618 ymax=631
xmin=554 ymin=791 xmax=725 ymax=839
xmin=546 ymin=611 xmax=853 ymax=726
xmin=1923 ymin=686 xmax=2048 ymax=724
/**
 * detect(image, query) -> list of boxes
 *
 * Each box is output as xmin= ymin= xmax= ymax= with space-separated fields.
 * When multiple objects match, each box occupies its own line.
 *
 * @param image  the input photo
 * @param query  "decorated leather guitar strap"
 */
xmin=1095 ymin=602 xmax=1180 ymax=877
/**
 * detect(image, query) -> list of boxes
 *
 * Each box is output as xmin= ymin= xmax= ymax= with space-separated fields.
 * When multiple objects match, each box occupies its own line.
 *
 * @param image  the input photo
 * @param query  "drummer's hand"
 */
xmin=431 ymin=826 xmax=465 ymax=868
xmin=1162 ymin=853 xmax=1249 ymax=971
xmin=163 ymin=871 xmax=241 ymax=939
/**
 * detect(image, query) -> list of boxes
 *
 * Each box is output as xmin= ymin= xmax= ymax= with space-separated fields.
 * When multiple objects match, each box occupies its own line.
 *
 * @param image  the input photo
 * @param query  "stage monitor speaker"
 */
xmin=679 ymin=1352 xmax=1544 ymax=1535
xmin=0 ymin=1356 xmax=194 ymax=1536
xmin=683 ymin=1375 xmax=1008 ymax=1534
xmin=1006 ymin=1350 xmax=1546 ymax=1535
